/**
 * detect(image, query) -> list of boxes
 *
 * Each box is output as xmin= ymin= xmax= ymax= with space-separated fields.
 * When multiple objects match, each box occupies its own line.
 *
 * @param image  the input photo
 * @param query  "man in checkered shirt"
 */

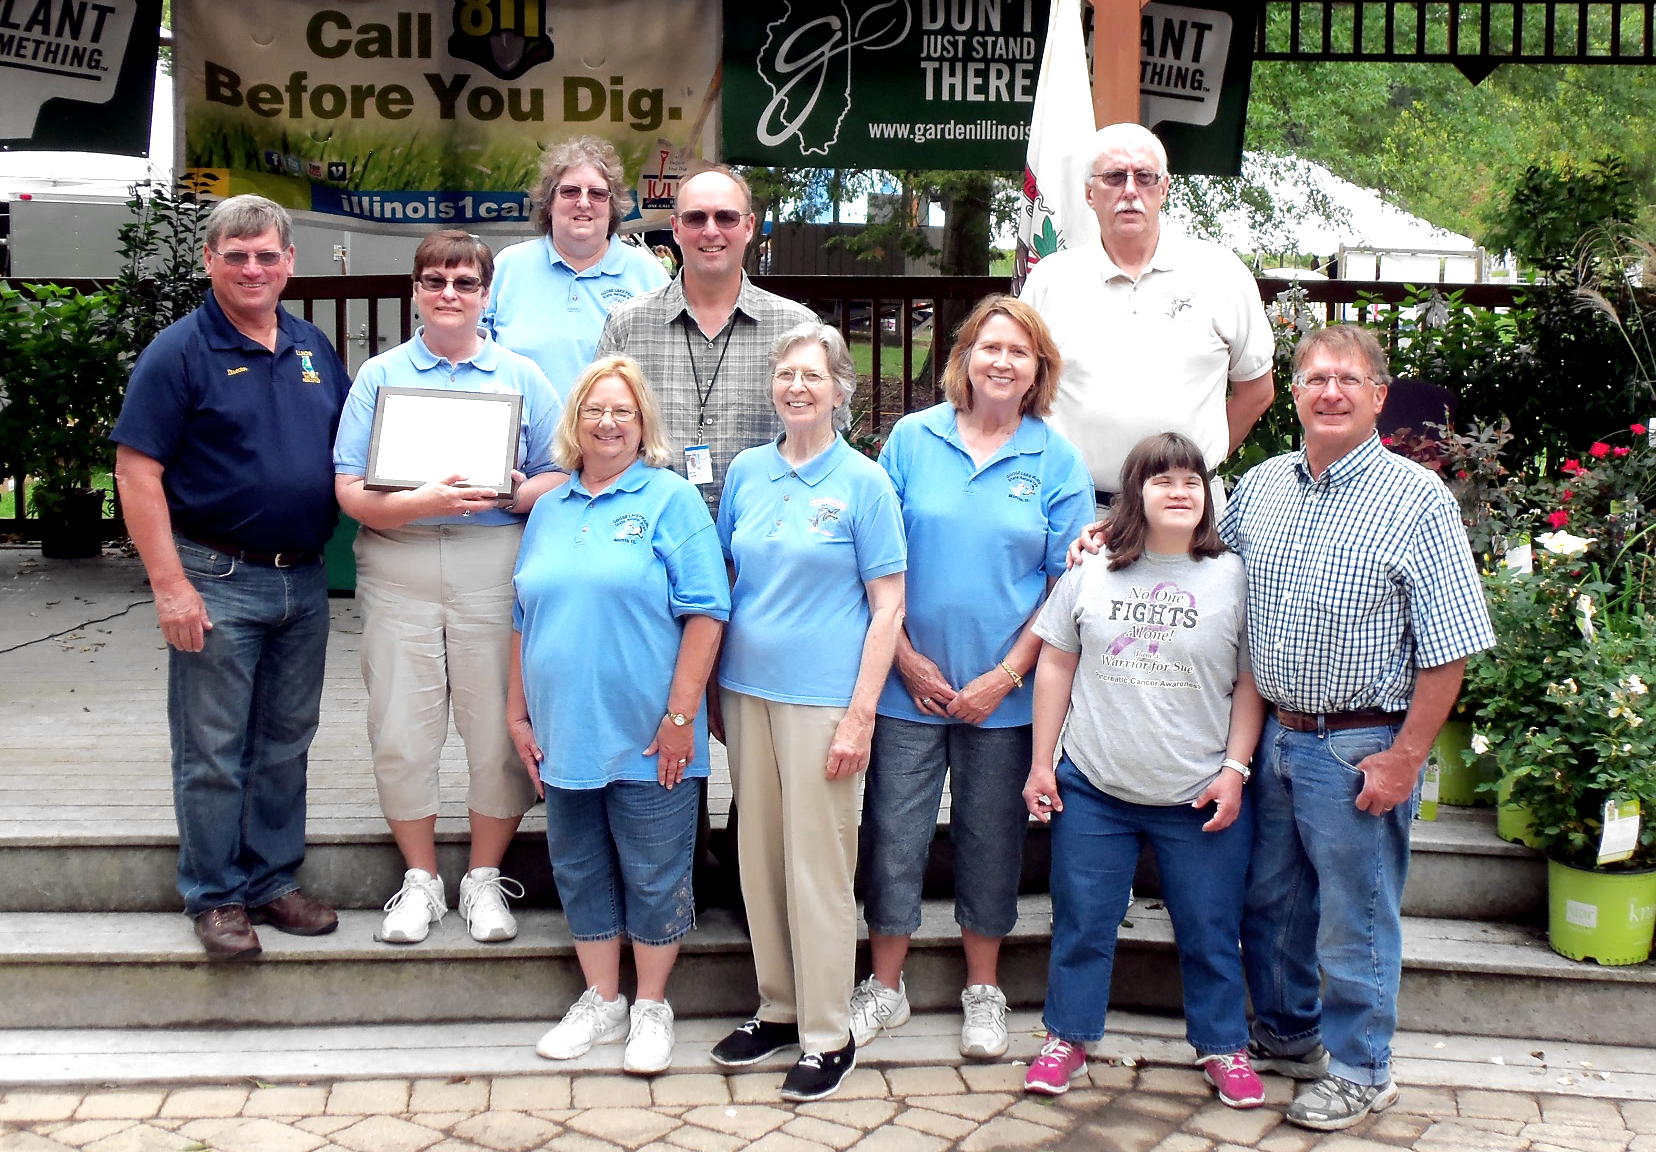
xmin=1217 ymin=325 xmax=1494 ymax=1132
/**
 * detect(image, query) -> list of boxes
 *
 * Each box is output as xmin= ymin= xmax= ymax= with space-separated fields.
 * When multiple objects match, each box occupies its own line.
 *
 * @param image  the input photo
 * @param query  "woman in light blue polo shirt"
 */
xmin=708 ymin=322 xmax=906 ymax=1103
xmin=485 ymin=136 xmax=668 ymax=397
xmin=852 ymin=295 xmax=1092 ymax=1061
xmin=334 ymin=230 xmax=564 ymax=950
xmin=509 ymin=355 xmax=728 ymax=1077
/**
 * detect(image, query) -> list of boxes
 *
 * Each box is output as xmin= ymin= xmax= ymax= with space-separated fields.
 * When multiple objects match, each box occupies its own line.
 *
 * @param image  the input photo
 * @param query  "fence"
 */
xmin=0 ymin=274 xmax=1524 ymax=541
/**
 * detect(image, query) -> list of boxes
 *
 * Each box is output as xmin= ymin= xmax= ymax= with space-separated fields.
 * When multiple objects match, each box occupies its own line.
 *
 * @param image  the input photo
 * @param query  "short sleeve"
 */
xmin=657 ymin=481 xmax=732 ymax=622
xmin=852 ymin=473 xmax=907 ymax=582
xmin=332 ymin=361 xmax=384 ymax=474
xmin=1042 ymin=442 xmax=1095 ymax=582
xmin=1034 ymin=564 xmax=1083 ymax=652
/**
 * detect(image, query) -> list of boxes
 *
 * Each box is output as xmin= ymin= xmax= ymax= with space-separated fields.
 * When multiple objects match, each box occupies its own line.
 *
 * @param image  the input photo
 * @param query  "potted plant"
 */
xmin=0 ymin=283 xmax=131 ymax=557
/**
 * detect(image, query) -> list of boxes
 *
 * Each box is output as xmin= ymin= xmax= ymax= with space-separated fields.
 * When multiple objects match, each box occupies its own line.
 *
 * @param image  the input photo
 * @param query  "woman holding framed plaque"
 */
xmin=333 ymin=229 xmax=564 ymax=947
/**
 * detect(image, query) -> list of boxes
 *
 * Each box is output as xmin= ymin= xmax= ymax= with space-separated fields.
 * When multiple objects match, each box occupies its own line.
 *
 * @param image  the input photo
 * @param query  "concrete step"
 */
xmin=3 ymin=897 xmax=1649 ymax=1045
xmin=0 ymin=804 xmax=1546 ymax=923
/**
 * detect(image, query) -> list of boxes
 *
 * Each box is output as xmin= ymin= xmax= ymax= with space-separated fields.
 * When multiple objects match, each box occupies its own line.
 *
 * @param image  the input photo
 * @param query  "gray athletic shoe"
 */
xmin=1287 ymin=1073 xmax=1400 ymax=1131
xmin=1246 ymin=1040 xmax=1331 ymax=1080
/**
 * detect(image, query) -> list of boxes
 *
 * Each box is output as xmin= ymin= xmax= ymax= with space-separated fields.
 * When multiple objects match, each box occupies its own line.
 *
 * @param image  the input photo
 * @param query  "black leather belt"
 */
xmin=186 ymin=536 xmax=321 ymax=568
xmin=1274 ymin=706 xmax=1407 ymax=732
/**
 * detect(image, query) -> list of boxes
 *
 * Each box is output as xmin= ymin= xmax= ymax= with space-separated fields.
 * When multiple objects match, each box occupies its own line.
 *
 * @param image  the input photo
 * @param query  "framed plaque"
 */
xmin=363 ymin=387 xmax=522 ymax=492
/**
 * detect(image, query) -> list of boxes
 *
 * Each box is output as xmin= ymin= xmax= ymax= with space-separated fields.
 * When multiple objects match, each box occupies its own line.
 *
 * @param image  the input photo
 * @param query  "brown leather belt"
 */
xmin=186 ymin=536 xmax=321 ymax=568
xmin=1274 ymin=706 xmax=1407 ymax=732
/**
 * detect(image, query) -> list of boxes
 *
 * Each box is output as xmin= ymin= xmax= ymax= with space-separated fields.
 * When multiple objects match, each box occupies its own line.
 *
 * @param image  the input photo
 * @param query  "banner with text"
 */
xmin=1 ymin=0 xmax=161 ymax=155
xmin=722 ymin=0 xmax=1052 ymax=169
xmin=1141 ymin=0 xmax=1255 ymax=177
xmin=176 ymin=0 xmax=720 ymax=229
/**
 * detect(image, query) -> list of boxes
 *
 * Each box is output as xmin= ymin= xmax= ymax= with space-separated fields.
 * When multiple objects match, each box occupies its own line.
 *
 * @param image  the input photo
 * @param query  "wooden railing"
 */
xmin=0 ymin=274 xmax=1526 ymax=542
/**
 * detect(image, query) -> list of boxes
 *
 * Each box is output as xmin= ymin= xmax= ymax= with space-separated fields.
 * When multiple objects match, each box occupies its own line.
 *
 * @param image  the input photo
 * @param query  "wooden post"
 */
xmin=1089 ymin=0 xmax=1147 ymax=128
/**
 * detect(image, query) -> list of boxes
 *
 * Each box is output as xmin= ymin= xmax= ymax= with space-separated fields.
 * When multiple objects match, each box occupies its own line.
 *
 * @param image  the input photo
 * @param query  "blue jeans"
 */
xmin=860 ymin=716 xmax=1032 ymax=938
xmin=169 ymin=539 xmax=329 ymax=916
xmin=1045 ymin=759 xmax=1253 ymax=1054
xmin=1241 ymin=715 xmax=1418 ymax=1086
xmin=545 ymin=778 xmax=699 ymax=946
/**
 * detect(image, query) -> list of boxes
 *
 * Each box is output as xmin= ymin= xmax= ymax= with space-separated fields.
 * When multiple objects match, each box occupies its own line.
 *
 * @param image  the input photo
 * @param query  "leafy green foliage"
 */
xmin=1484 ymin=157 xmax=1637 ymax=275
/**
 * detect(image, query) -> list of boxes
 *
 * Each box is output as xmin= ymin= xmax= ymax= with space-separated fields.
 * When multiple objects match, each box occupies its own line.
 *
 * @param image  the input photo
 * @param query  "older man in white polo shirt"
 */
xmin=1021 ymin=123 xmax=1274 ymax=505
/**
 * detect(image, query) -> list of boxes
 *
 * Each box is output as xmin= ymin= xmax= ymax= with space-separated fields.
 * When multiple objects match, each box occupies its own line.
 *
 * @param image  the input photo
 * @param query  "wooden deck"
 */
xmin=0 ymin=547 xmax=736 ymax=846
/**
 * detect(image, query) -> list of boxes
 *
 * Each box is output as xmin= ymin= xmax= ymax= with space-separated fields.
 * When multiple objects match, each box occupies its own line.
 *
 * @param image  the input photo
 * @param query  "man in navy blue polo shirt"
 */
xmin=112 ymin=195 xmax=351 ymax=960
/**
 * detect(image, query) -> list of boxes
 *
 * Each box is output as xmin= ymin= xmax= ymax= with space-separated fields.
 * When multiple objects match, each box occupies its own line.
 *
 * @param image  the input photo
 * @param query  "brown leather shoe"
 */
xmin=249 ymin=890 xmax=339 ymax=936
xmin=195 ymin=905 xmax=262 ymax=961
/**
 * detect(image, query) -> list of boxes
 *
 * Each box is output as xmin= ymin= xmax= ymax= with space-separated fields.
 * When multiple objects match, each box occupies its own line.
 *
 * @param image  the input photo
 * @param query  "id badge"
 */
xmin=684 ymin=444 xmax=713 ymax=485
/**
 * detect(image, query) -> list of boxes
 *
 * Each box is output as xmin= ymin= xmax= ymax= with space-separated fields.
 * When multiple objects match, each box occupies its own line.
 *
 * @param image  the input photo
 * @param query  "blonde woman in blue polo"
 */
xmin=709 ymin=321 xmax=906 ymax=1103
xmin=853 ymin=295 xmax=1092 ymax=1060
xmin=509 ymin=355 xmax=728 ymax=1076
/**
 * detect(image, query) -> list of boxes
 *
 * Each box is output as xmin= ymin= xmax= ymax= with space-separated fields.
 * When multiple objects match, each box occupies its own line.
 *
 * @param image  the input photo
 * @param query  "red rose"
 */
xmin=1561 ymin=459 xmax=1583 ymax=475
xmin=1589 ymin=442 xmax=1611 ymax=458
xmin=1633 ymin=423 xmax=1648 ymax=435
xmin=1614 ymin=446 xmax=1631 ymax=457
xmin=1547 ymin=509 xmax=1569 ymax=528
xmin=1562 ymin=489 xmax=1574 ymax=500
xmin=1381 ymin=436 xmax=1394 ymax=447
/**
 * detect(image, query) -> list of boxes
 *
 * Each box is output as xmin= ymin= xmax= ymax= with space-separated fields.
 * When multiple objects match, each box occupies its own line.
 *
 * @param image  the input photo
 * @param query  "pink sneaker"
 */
xmin=1024 ymin=1034 xmax=1086 ymax=1095
xmin=1201 ymin=1050 xmax=1265 ymax=1109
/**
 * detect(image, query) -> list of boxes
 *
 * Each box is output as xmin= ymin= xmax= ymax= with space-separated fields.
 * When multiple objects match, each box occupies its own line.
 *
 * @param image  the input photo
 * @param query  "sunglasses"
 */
xmin=1091 ymin=169 xmax=1165 ymax=188
xmin=415 ymin=272 xmax=485 ymax=294
xmin=213 ymin=248 xmax=286 ymax=267
xmin=676 ymin=208 xmax=746 ymax=229
xmin=556 ymin=184 xmax=611 ymax=203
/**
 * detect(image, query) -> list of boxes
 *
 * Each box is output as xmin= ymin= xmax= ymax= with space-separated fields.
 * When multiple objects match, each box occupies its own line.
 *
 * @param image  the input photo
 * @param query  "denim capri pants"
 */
xmin=859 ymin=715 xmax=1033 ymax=938
xmin=544 ymin=777 xmax=699 ymax=946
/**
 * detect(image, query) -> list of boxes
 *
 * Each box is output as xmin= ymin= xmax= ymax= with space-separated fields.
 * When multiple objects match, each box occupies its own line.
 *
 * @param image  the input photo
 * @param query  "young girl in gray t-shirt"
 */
xmin=1019 ymin=432 xmax=1267 ymax=1110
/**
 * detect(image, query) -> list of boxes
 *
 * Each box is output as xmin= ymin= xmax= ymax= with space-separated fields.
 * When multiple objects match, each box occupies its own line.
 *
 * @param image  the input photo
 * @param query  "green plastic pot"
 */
xmin=1547 ymin=858 xmax=1656 ymax=966
xmin=1431 ymin=720 xmax=1494 ymax=806
xmin=1495 ymin=775 xmax=1542 ymax=848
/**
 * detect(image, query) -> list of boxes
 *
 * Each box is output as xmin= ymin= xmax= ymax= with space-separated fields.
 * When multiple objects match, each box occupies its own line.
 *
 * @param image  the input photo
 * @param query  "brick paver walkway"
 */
xmin=3 ymin=1064 xmax=1652 ymax=1152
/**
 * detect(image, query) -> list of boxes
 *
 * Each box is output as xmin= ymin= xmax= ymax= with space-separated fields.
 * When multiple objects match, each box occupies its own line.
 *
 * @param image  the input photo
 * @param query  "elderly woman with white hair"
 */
xmin=708 ymin=321 xmax=906 ymax=1102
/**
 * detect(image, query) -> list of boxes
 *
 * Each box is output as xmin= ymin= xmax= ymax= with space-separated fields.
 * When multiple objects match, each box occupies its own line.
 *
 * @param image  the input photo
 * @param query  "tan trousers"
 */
xmin=355 ymin=522 xmax=535 ymax=821
xmin=722 ymin=689 xmax=865 ymax=1053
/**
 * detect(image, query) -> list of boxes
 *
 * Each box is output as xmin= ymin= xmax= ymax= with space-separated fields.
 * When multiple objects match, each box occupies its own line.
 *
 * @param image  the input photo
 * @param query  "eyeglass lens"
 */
xmin=578 ymin=405 xmax=638 ymax=422
xmin=215 ymin=249 xmax=285 ymax=267
xmin=1094 ymin=170 xmax=1163 ymax=188
xmin=416 ymin=272 xmax=484 ymax=294
xmin=677 ymin=209 xmax=745 ymax=229
xmin=556 ymin=184 xmax=611 ymax=203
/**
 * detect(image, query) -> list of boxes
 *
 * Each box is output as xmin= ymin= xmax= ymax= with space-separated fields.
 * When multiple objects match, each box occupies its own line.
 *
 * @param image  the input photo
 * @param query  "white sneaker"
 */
xmin=459 ymin=867 xmax=524 ymax=942
xmin=848 ymin=975 xmax=910 ymax=1047
xmin=959 ymin=984 xmax=1010 ymax=1058
xmin=623 ymin=999 xmax=675 ymax=1075
xmin=377 ymin=868 xmax=446 ymax=944
xmin=536 ymin=988 xmax=629 ymax=1060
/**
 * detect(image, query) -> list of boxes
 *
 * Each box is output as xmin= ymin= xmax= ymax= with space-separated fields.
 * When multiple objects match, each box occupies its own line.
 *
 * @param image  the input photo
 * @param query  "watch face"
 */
xmin=669 ymin=712 xmax=689 ymax=726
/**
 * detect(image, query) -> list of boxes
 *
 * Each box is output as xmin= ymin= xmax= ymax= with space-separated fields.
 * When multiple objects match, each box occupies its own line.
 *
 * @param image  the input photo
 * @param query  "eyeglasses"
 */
xmin=415 ymin=272 xmax=485 ymax=295
xmin=1090 ymin=169 xmax=1165 ymax=188
xmin=1292 ymin=373 xmax=1375 ymax=393
xmin=212 ymin=248 xmax=286 ymax=267
xmin=773 ymin=368 xmax=830 ymax=386
xmin=676 ymin=208 xmax=746 ymax=229
xmin=578 ymin=404 xmax=638 ymax=423
xmin=556 ymin=183 xmax=611 ymax=204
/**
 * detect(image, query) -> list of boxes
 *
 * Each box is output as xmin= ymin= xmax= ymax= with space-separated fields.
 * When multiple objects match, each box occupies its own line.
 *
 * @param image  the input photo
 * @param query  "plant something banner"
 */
xmin=0 ymin=0 xmax=162 ymax=154
xmin=175 ymin=0 xmax=720 ymax=229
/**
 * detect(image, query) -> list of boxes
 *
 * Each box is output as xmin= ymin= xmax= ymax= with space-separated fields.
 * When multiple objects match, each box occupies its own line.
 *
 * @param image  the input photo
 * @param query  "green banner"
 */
xmin=723 ymin=0 xmax=1051 ymax=169
xmin=1143 ymin=0 xmax=1256 ymax=178
xmin=176 ymin=0 xmax=720 ymax=228
xmin=0 ymin=0 xmax=162 ymax=155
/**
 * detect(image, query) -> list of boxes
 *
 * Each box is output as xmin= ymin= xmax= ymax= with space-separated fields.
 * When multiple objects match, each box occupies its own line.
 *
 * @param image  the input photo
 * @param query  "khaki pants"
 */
xmin=355 ymin=522 xmax=535 ymax=821
xmin=722 ymin=689 xmax=865 ymax=1053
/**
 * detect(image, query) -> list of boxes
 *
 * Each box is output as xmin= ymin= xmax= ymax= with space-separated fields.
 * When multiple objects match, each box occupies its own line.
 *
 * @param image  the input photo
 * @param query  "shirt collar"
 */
xmin=559 ymin=455 xmax=653 ymax=500
xmin=764 ymin=433 xmax=848 ymax=485
xmin=405 ymin=327 xmax=500 ymax=372
xmin=921 ymin=403 xmax=1051 ymax=466
xmin=654 ymin=271 xmax=760 ymax=330
xmin=1098 ymin=227 xmax=1183 ymax=281
xmin=201 ymin=289 xmax=298 ymax=353
xmin=1292 ymin=431 xmax=1388 ymax=486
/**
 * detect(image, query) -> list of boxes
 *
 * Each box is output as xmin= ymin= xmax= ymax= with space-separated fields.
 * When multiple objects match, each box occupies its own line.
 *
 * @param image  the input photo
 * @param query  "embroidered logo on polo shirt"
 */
xmin=1007 ymin=471 xmax=1040 ymax=501
xmin=612 ymin=514 xmax=648 ymax=542
xmin=225 ymin=366 xmax=248 ymax=376
xmin=296 ymin=349 xmax=322 ymax=383
xmin=601 ymin=288 xmax=636 ymax=306
xmin=1167 ymin=295 xmax=1192 ymax=320
xmin=806 ymin=498 xmax=846 ymax=535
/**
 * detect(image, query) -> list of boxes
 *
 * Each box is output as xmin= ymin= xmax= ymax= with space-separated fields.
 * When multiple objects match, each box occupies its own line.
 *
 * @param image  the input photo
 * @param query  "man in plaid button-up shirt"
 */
xmin=1219 ymin=324 xmax=1493 ymax=1131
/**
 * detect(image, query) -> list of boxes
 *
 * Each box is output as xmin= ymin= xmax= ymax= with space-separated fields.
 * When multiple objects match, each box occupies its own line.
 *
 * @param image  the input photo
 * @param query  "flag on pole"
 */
xmin=1014 ymin=0 xmax=1098 ymax=294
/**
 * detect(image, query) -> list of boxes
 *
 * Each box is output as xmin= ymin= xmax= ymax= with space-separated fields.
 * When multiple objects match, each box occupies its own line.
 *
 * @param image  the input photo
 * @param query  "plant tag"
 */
xmin=1418 ymin=764 xmax=1439 ymax=822
xmin=1648 ymin=419 xmax=1655 ymax=448
xmin=1565 ymin=899 xmax=1599 ymax=929
xmin=1598 ymin=797 xmax=1640 ymax=866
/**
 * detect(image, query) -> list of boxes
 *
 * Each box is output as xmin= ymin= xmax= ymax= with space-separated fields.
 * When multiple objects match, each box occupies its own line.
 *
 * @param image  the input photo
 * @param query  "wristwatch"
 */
xmin=1221 ymin=757 xmax=1252 ymax=782
xmin=666 ymin=712 xmax=690 ymax=727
